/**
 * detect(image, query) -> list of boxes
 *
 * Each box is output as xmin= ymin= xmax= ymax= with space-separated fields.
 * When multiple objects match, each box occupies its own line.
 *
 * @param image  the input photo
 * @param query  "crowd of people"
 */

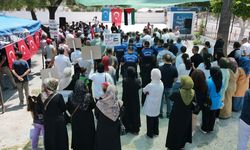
xmin=1 ymin=20 xmax=250 ymax=150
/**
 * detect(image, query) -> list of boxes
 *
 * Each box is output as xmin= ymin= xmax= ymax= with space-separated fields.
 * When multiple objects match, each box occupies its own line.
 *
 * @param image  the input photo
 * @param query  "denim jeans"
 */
xmin=31 ymin=123 xmax=44 ymax=150
xmin=160 ymin=88 xmax=173 ymax=116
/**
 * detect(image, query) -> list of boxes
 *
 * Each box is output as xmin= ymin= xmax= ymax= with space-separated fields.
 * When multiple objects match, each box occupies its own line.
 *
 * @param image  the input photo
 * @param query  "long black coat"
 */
xmin=67 ymin=94 xmax=95 ymax=150
xmin=43 ymin=93 xmax=69 ymax=150
xmin=122 ymin=78 xmax=141 ymax=133
xmin=166 ymin=91 xmax=193 ymax=149
xmin=95 ymin=110 xmax=121 ymax=150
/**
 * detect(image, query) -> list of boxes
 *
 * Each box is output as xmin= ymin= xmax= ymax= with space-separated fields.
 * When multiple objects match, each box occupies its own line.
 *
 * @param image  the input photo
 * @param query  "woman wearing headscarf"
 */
xmin=165 ymin=76 xmax=195 ymax=149
xmin=101 ymin=56 xmax=116 ymax=84
xmin=233 ymin=56 xmax=250 ymax=111
xmin=122 ymin=67 xmax=141 ymax=134
xmin=219 ymin=58 xmax=238 ymax=119
xmin=143 ymin=68 xmax=164 ymax=138
xmin=58 ymin=67 xmax=72 ymax=90
xmin=219 ymin=57 xmax=230 ymax=102
xmin=95 ymin=83 xmax=122 ymax=150
xmin=191 ymin=69 xmax=208 ymax=133
xmin=67 ymin=79 xmax=95 ymax=150
xmin=201 ymin=67 xmax=223 ymax=133
xmin=42 ymin=78 xmax=69 ymax=150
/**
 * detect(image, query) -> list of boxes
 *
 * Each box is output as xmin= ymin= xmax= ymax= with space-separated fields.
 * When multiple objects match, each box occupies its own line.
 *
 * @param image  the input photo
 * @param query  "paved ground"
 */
xmin=0 ymin=44 xmax=249 ymax=150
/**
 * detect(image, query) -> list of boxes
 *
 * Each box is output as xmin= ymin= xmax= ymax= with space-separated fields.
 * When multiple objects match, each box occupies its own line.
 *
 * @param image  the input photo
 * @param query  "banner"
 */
xmin=26 ymin=35 xmax=38 ymax=55
xmin=81 ymin=46 xmax=102 ymax=60
xmin=66 ymin=38 xmax=82 ymax=49
xmin=104 ymin=33 xmax=121 ymax=46
xmin=111 ymin=8 xmax=122 ymax=26
xmin=17 ymin=40 xmax=32 ymax=60
xmin=5 ymin=44 xmax=16 ymax=69
xmin=34 ymin=31 xmax=40 ymax=48
xmin=49 ymin=20 xmax=58 ymax=39
xmin=124 ymin=8 xmax=135 ymax=25
xmin=102 ymin=8 xmax=110 ymax=22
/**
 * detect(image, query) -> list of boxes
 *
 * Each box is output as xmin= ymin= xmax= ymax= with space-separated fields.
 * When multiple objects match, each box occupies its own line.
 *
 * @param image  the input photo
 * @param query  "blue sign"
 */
xmin=173 ymin=13 xmax=193 ymax=34
xmin=102 ymin=8 xmax=110 ymax=22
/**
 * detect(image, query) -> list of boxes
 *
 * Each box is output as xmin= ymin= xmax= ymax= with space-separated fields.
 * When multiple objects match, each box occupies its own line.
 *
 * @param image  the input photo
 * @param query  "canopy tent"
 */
xmin=75 ymin=0 xmax=209 ymax=8
xmin=0 ymin=15 xmax=41 ymax=36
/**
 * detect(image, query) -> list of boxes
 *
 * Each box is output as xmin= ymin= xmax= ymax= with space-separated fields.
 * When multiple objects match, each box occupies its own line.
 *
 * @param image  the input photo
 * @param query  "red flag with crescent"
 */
xmin=5 ymin=44 xmax=17 ymax=69
xmin=26 ymin=35 xmax=38 ymax=55
xmin=17 ymin=40 xmax=32 ymax=61
xmin=111 ymin=8 xmax=122 ymax=26
xmin=34 ymin=31 xmax=40 ymax=48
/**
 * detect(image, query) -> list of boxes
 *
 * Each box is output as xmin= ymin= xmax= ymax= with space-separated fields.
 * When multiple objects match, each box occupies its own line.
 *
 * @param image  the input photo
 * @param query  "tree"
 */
xmin=0 ymin=0 xmax=65 ymax=36
xmin=216 ymin=0 xmax=233 ymax=55
xmin=233 ymin=0 xmax=250 ymax=40
xmin=210 ymin=0 xmax=250 ymax=54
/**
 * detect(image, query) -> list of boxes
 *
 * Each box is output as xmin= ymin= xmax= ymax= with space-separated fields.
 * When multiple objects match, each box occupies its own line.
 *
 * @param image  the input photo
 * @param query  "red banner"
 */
xmin=26 ymin=35 xmax=38 ymax=55
xmin=111 ymin=8 xmax=122 ymax=26
xmin=5 ymin=44 xmax=16 ymax=69
xmin=17 ymin=40 xmax=31 ymax=60
xmin=34 ymin=31 xmax=40 ymax=48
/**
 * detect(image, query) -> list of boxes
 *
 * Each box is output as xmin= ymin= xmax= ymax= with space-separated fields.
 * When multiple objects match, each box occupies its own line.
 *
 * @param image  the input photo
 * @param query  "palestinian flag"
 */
xmin=124 ymin=8 xmax=135 ymax=25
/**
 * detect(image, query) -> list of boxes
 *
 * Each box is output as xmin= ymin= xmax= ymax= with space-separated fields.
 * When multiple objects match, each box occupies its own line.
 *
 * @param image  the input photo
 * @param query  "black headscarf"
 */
xmin=71 ymin=79 xmax=93 ymax=111
xmin=127 ymin=66 xmax=136 ymax=79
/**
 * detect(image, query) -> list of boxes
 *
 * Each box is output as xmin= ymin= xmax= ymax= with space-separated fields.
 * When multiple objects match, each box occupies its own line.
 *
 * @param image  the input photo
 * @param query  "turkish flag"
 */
xmin=34 ymin=31 xmax=40 ymax=48
xmin=111 ymin=8 xmax=122 ymax=26
xmin=17 ymin=40 xmax=32 ymax=61
xmin=26 ymin=35 xmax=38 ymax=55
xmin=5 ymin=44 xmax=17 ymax=69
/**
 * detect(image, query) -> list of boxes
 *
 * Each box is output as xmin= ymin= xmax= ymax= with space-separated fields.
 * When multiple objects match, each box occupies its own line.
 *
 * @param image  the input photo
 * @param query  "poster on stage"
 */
xmin=66 ymin=38 xmax=82 ymax=49
xmin=104 ymin=33 xmax=121 ymax=46
xmin=40 ymin=68 xmax=59 ymax=81
xmin=81 ymin=46 xmax=102 ymax=60
xmin=172 ymin=13 xmax=193 ymax=34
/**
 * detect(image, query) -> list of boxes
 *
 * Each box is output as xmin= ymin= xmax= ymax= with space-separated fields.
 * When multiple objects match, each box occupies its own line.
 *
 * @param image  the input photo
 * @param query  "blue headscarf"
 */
xmin=239 ymin=56 xmax=250 ymax=76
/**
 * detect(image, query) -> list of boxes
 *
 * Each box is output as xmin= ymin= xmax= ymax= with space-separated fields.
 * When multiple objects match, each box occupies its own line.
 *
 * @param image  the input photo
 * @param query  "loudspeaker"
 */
xmin=59 ymin=17 xmax=66 ymax=28
xmin=184 ymin=19 xmax=192 ymax=29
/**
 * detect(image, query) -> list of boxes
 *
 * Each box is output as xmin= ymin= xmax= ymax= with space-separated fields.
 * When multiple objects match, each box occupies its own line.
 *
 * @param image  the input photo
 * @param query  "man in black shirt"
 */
xmin=0 ymin=49 xmax=16 ymax=89
xmin=191 ymin=46 xmax=203 ymax=68
xmin=12 ymin=52 xmax=30 ymax=105
xmin=159 ymin=54 xmax=178 ymax=118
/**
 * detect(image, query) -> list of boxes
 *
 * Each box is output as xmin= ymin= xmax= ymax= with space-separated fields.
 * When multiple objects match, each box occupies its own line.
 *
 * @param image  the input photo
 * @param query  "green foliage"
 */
xmin=199 ymin=20 xmax=205 ymax=35
xmin=210 ymin=0 xmax=223 ymax=14
xmin=193 ymin=32 xmax=202 ymax=45
xmin=0 ymin=0 xmax=63 ymax=11
xmin=210 ymin=0 xmax=250 ymax=20
xmin=233 ymin=0 xmax=250 ymax=21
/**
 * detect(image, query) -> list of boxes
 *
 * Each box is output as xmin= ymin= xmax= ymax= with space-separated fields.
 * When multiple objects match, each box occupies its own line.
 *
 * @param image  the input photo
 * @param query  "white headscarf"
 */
xmin=58 ymin=67 xmax=72 ymax=90
xmin=151 ymin=68 xmax=162 ymax=82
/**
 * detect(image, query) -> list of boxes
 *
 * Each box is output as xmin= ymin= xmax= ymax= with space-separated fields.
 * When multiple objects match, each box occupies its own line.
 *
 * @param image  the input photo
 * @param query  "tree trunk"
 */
xmin=30 ymin=9 xmax=50 ymax=37
xmin=48 ymin=6 xmax=58 ymax=20
xmin=217 ymin=0 xmax=233 ymax=56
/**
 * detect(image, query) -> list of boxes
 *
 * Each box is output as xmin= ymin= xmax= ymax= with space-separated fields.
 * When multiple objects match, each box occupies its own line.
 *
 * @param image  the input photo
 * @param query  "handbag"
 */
xmin=192 ymin=94 xmax=200 ymax=115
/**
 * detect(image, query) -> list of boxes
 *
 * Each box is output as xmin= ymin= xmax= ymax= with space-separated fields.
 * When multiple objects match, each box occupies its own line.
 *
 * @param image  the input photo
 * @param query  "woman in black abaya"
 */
xmin=42 ymin=78 xmax=69 ymax=150
xmin=67 ymin=79 xmax=96 ymax=150
xmin=95 ymin=83 xmax=121 ymax=150
xmin=122 ymin=67 xmax=141 ymax=134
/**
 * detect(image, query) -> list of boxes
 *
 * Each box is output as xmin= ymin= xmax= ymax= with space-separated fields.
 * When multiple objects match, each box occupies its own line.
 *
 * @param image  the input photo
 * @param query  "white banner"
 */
xmin=49 ymin=20 xmax=58 ymax=39
xmin=104 ymin=33 xmax=121 ymax=46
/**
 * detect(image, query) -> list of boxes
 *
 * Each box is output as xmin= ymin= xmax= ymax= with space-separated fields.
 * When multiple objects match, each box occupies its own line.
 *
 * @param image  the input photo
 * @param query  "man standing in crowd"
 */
xmin=121 ymin=46 xmax=138 ymax=78
xmin=159 ymin=54 xmax=178 ymax=118
xmin=44 ymin=38 xmax=56 ymax=68
xmin=114 ymin=40 xmax=127 ymax=81
xmin=54 ymin=46 xmax=72 ymax=79
xmin=241 ymin=38 xmax=250 ymax=57
xmin=0 ymin=49 xmax=16 ymax=90
xmin=139 ymin=41 xmax=157 ymax=105
xmin=12 ymin=52 xmax=30 ymax=106
xmin=191 ymin=45 xmax=203 ymax=68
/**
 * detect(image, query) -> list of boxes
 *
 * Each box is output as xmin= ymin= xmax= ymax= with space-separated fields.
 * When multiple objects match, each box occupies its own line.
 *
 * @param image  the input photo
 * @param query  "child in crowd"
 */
xmin=27 ymin=95 xmax=44 ymax=150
